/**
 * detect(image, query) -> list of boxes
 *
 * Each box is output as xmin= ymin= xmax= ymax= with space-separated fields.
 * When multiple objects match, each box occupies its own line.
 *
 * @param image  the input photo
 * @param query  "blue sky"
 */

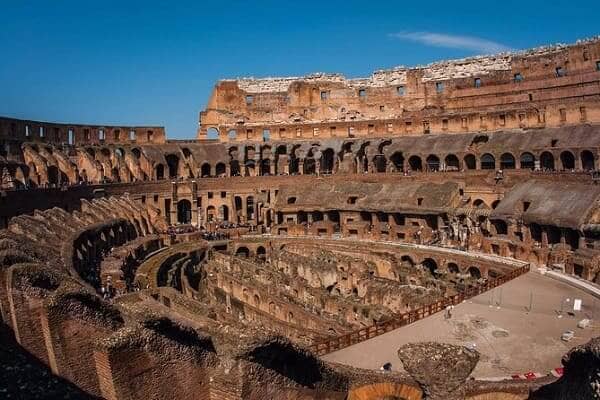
xmin=1 ymin=0 xmax=599 ymax=139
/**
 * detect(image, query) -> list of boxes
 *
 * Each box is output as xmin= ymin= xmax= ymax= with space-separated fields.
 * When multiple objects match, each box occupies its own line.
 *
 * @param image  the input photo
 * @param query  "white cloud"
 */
xmin=389 ymin=31 xmax=511 ymax=54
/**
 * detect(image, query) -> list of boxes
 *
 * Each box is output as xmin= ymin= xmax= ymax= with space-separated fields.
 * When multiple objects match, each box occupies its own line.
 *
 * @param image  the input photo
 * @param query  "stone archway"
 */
xmin=177 ymin=199 xmax=192 ymax=224
xmin=346 ymin=383 xmax=422 ymax=400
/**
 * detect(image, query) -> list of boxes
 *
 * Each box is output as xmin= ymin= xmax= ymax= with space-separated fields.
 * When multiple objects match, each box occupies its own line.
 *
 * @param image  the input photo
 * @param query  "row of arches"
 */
xmin=399 ymin=255 xmax=484 ymax=279
xmin=395 ymin=150 xmax=594 ymax=172
xmin=192 ymin=148 xmax=597 ymax=179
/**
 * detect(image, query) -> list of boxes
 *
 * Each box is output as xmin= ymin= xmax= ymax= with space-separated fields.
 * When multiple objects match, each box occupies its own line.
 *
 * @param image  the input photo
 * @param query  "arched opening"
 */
xmin=540 ymin=151 xmax=555 ymax=170
xmin=313 ymin=211 xmax=324 ymax=222
xmin=500 ymin=153 xmax=515 ymax=169
xmin=560 ymin=151 xmax=575 ymax=170
xmin=230 ymin=160 xmax=241 ymax=176
xmin=298 ymin=211 xmax=308 ymax=224
xmin=327 ymin=211 xmax=340 ymax=227
xmin=492 ymin=220 xmax=508 ymax=235
xmin=246 ymin=196 xmax=255 ymax=221
xmin=155 ymin=164 xmax=165 ymax=180
xmin=236 ymin=247 xmax=250 ymax=257
xmin=390 ymin=152 xmax=404 ymax=171
xmin=468 ymin=267 xmax=481 ymax=279
xmin=400 ymin=255 xmax=415 ymax=268
xmin=131 ymin=148 xmax=141 ymax=159
xmin=581 ymin=150 xmax=595 ymax=171
xmin=373 ymin=155 xmax=387 ymax=172
xmin=491 ymin=200 xmax=501 ymax=209
xmin=473 ymin=199 xmax=488 ymax=209
xmin=218 ymin=205 xmax=229 ymax=221
xmin=520 ymin=152 xmax=535 ymax=169
xmin=177 ymin=200 xmax=192 ymax=224
xmin=444 ymin=154 xmax=459 ymax=170
xmin=304 ymin=158 xmax=316 ymax=175
xmin=481 ymin=153 xmax=496 ymax=170
xmin=447 ymin=262 xmax=459 ymax=274
xmin=408 ymin=156 xmax=422 ymax=172
xmin=200 ymin=163 xmax=211 ymax=177
xmin=165 ymin=154 xmax=179 ymax=178
xmin=422 ymin=258 xmax=438 ymax=275
xmin=289 ymin=157 xmax=299 ymax=175
xmin=256 ymin=246 xmax=266 ymax=260
xmin=426 ymin=155 xmax=440 ymax=171
xmin=47 ymin=166 xmax=60 ymax=185
xmin=206 ymin=205 xmax=216 ymax=222
xmin=215 ymin=162 xmax=226 ymax=176
xmin=260 ymin=159 xmax=270 ymax=176
xmin=245 ymin=160 xmax=256 ymax=176
xmin=565 ymin=229 xmax=579 ymax=250
xmin=547 ymin=226 xmax=561 ymax=245
xmin=207 ymin=127 xmax=220 ymax=140
xmin=464 ymin=154 xmax=476 ymax=170
xmin=322 ymin=149 xmax=335 ymax=174
xmin=530 ymin=223 xmax=542 ymax=242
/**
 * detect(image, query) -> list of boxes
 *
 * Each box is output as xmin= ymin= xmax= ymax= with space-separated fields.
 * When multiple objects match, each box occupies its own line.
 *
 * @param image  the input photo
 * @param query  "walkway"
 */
xmin=322 ymin=272 xmax=599 ymax=379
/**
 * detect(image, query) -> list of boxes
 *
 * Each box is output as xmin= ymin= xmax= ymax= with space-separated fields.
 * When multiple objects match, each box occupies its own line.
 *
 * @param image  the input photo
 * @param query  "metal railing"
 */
xmin=309 ymin=263 xmax=530 ymax=356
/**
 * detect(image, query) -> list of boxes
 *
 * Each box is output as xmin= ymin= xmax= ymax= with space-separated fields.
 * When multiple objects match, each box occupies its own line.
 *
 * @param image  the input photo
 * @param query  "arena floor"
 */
xmin=323 ymin=271 xmax=600 ymax=378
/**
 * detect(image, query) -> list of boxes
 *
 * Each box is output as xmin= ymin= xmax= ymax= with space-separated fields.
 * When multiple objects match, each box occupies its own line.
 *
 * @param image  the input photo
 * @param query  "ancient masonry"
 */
xmin=1 ymin=37 xmax=600 ymax=399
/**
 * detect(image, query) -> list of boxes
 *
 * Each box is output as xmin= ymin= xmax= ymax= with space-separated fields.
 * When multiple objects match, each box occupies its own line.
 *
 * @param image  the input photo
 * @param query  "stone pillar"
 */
xmin=170 ymin=182 xmax=178 ymax=224
xmin=241 ymin=196 xmax=247 ymax=223
xmin=191 ymin=181 xmax=198 ymax=227
xmin=269 ymin=157 xmax=275 ymax=175
xmin=575 ymin=153 xmax=583 ymax=171
xmin=541 ymin=229 xmax=549 ymax=248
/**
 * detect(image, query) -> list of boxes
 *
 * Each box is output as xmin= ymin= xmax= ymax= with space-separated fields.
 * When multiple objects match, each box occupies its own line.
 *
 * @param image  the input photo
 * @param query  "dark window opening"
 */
xmin=397 ymin=86 xmax=405 ymax=96
xmin=492 ymin=220 xmax=508 ymax=235
xmin=559 ymin=108 xmax=567 ymax=122
xmin=514 ymin=73 xmax=523 ymax=83
xmin=320 ymin=91 xmax=329 ymax=100
xmin=481 ymin=153 xmax=496 ymax=170
xmin=556 ymin=67 xmax=566 ymax=77
xmin=423 ymin=121 xmax=430 ymax=134
xmin=245 ymin=95 xmax=254 ymax=104
xmin=435 ymin=82 xmax=444 ymax=93
xmin=474 ymin=78 xmax=481 ymax=88
xmin=358 ymin=89 xmax=366 ymax=98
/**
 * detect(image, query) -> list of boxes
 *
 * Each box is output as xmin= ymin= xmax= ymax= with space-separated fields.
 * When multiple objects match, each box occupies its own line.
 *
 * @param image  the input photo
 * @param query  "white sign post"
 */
xmin=573 ymin=299 xmax=582 ymax=312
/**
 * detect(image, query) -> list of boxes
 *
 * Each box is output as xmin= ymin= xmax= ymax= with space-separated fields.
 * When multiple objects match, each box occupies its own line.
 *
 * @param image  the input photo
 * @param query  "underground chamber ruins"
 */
xmin=1 ymin=37 xmax=600 ymax=400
